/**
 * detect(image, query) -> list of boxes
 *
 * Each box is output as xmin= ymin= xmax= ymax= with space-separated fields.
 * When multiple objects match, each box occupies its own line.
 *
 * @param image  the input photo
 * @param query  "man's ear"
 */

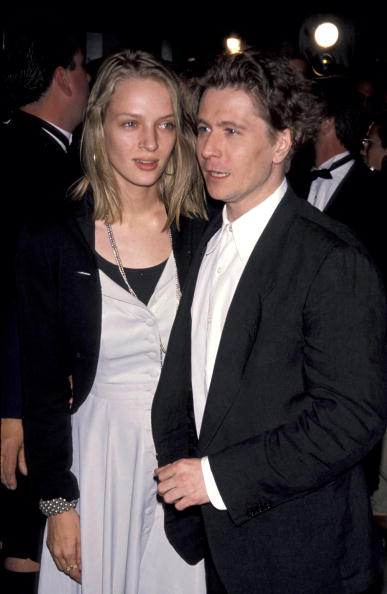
xmin=320 ymin=116 xmax=335 ymax=136
xmin=53 ymin=66 xmax=72 ymax=97
xmin=273 ymin=128 xmax=292 ymax=164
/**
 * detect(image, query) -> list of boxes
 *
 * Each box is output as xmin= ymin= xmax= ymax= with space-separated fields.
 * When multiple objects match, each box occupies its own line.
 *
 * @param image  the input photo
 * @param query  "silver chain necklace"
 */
xmin=104 ymin=221 xmax=181 ymax=366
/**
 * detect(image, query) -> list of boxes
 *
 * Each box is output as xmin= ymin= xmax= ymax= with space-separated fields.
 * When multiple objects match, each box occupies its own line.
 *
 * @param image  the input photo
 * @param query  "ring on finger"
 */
xmin=65 ymin=564 xmax=78 ymax=572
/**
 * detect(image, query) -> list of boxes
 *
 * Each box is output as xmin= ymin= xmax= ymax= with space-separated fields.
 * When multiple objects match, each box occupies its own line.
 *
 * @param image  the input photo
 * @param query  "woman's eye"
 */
xmin=123 ymin=121 xmax=136 ymax=128
xmin=197 ymin=125 xmax=210 ymax=134
xmin=160 ymin=122 xmax=175 ymax=130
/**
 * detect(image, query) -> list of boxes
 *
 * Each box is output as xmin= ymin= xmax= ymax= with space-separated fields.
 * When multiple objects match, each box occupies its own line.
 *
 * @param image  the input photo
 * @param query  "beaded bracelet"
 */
xmin=39 ymin=497 xmax=78 ymax=517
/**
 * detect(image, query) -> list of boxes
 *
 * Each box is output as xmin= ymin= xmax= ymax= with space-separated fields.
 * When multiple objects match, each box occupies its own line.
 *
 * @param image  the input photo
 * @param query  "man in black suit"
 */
xmin=0 ymin=31 xmax=90 ymax=592
xmin=153 ymin=52 xmax=387 ymax=594
xmin=289 ymin=76 xmax=385 ymax=282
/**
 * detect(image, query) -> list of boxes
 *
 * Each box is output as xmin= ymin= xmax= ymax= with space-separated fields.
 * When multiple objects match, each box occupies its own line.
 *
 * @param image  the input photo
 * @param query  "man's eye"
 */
xmin=197 ymin=125 xmax=210 ymax=134
xmin=226 ymin=128 xmax=238 ymax=135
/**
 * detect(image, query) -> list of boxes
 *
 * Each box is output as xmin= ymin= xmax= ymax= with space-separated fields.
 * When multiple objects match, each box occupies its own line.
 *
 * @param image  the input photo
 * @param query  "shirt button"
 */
xmin=217 ymin=266 xmax=223 ymax=274
xmin=145 ymin=319 xmax=154 ymax=326
xmin=148 ymin=352 xmax=157 ymax=360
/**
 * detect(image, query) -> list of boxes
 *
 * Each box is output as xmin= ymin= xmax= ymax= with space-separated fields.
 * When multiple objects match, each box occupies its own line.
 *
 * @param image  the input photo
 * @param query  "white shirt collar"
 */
xmin=314 ymin=150 xmax=351 ymax=171
xmin=217 ymin=178 xmax=287 ymax=264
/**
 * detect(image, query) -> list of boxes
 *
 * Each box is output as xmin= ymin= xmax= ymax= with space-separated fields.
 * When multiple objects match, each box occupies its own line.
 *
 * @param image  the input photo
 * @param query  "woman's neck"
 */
xmin=118 ymin=185 xmax=166 ymax=227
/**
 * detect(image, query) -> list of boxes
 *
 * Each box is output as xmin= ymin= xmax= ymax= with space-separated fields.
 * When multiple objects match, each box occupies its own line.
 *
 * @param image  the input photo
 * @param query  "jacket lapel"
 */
xmin=197 ymin=190 xmax=298 ymax=453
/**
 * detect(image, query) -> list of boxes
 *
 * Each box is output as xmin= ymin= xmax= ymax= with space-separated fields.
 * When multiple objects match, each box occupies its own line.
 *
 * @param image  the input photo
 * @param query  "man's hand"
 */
xmin=47 ymin=509 xmax=82 ymax=583
xmin=1 ymin=418 xmax=27 ymax=489
xmin=155 ymin=458 xmax=210 ymax=510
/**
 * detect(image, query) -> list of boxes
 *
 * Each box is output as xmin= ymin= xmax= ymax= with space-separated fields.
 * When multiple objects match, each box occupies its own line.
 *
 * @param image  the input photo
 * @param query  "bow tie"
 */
xmin=309 ymin=168 xmax=332 ymax=181
xmin=309 ymin=154 xmax=353 ymax=182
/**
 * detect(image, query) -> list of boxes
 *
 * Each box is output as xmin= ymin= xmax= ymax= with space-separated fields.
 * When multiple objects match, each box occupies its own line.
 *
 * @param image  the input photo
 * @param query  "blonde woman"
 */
xmin=17 ymin=50 xmax=207 ymax=593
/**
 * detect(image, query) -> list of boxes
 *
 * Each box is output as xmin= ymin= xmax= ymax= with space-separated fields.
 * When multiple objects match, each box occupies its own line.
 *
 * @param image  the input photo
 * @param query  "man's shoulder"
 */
xmin=1 ymin=111 xmax=63 ymax=154
xmin=285 ymin=189 xmax=363 ymax=251
xmin=18 ymin=197 xmax=90 ymax=253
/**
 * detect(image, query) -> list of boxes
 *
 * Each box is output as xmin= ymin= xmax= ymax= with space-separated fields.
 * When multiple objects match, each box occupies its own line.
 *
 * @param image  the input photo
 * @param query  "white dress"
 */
xmin=38 ymin=256 xmax=206 ymax=594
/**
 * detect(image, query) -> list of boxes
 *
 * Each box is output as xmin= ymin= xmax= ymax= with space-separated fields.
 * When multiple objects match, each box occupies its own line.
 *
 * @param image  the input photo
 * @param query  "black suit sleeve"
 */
xmin=209 ymin=245 xmax=387 ymax=526
xmin=16 ymin=230 xmax=79 ymax=501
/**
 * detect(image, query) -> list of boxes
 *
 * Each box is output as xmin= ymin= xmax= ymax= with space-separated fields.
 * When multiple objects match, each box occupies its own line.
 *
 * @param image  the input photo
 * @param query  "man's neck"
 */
xmin=314 ymin=138 xmax=348 ymax=168
xmin=20 ymin=103 xmax=72 ymax=134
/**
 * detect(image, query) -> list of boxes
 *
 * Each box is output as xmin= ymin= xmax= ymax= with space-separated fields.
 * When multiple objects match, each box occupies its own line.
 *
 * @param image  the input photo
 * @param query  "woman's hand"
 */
xmin=47 ymin=508 xmax=82 ymax=583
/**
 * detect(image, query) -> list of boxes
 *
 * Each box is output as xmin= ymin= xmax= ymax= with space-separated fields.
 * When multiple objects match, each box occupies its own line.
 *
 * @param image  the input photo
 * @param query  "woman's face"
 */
xmin=103 ymin=77 xmax=177 ymax=193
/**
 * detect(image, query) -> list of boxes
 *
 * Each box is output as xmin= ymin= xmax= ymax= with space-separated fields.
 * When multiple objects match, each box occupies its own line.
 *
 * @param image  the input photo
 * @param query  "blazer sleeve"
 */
xmin=209 ymin=244 xmax=387 ymax=525
xmin=16 ymin=229 xmax=79 ymax=501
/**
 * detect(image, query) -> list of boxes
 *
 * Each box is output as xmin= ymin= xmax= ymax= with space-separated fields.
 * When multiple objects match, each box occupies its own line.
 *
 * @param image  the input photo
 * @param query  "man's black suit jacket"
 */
xmin=324 ymin=161 xmax=386 ymax=284
xmin=1 ymin=110 xmax=81 ymax=418
xmin=152 ymin=188 xmax=387 ymax=594
xmin=289 ymin=158 xmax=386 ymax=284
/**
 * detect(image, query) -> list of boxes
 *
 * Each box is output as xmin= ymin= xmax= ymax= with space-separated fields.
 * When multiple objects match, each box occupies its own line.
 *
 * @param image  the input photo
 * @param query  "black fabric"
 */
xmin=96 ymin=253 xmax=167 ymax=305
xmin=2 ymin=568 xmax=40 ymax=594
xmin=39 ymin=119 xmax=70 ymax=152
xmin=1 ymin=474 xmax=45 ymax=561
xmin=0 ymin=109 xmax=82 ymax=418
xmin=324 ymin=160 xmax=387 ymax=285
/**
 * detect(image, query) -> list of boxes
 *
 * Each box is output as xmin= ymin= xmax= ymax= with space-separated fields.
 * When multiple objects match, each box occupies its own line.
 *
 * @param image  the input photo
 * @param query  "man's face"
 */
xmin=366 ymin=123 xmax=387 ymax=171
xmin=196 ymin=87 xmax=290 ymax=218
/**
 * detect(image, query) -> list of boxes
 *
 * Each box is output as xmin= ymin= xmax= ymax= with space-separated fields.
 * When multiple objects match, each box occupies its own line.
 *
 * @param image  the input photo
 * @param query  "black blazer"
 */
xmin=16 ymin=195 xmax=207 ymax=501
xmin=152 ymin=188 xmax=387 ymax=594
xmin=0 ymin=110 xmax=82 ymax=418
xmin=324 ymin=160 xmax=387 ymax=284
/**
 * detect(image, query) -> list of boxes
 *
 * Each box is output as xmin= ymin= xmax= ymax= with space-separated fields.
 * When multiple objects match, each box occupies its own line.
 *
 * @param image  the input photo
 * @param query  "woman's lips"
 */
xmin=134 ymin=159 xmax=159 ymax=171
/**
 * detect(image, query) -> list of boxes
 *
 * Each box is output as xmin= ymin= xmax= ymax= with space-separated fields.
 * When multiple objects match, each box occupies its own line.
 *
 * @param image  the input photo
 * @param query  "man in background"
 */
xmin=0 ymin=30 xmax=90 ymax=593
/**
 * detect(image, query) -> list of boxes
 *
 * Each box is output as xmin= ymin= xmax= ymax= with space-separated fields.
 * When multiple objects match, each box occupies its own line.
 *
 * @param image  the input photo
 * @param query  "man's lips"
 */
xmin=204 ymin=169 xmax=230 ymax=179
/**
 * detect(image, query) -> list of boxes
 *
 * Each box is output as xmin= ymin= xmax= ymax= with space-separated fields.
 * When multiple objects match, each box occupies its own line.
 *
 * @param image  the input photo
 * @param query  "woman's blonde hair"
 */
xmin=73 ymin=49 xmax=206 ymax=228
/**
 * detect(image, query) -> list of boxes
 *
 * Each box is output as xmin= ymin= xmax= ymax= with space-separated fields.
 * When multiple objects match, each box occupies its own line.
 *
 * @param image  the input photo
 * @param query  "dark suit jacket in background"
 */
xmin=152 ymin=188 xmax=387 ymax=594
xmin=323 ymin=161 xmax=386 ymax=284
xmin=0 ymin=110 xmax=82 ymax=418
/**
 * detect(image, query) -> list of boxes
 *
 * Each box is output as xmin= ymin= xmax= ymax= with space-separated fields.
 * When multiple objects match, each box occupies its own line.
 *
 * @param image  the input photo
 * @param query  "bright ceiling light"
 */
xmin=314 ymin=22 xmax=339 ymax=48
xmin=226 ymin=36 xmax=241 ymax=54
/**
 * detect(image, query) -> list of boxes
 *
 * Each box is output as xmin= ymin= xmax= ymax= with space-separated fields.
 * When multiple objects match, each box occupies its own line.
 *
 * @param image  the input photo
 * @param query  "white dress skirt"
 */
xmin=38 ymin=257 xmax=206 ymax=594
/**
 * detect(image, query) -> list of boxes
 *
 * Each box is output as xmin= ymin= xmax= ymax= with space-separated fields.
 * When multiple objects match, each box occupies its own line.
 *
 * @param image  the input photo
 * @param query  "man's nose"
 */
xmin=199 ymin=132 xmax=221 ymax=159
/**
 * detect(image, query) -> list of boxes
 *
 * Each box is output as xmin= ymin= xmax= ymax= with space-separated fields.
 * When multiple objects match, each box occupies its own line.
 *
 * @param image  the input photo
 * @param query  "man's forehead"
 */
xmin=198 ymin=86 xmax=263 ymax=120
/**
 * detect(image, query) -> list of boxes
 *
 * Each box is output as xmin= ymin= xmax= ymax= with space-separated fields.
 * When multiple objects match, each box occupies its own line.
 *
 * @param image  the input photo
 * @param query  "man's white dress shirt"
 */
xmin=307 ymin=151 xmax=353 ymax=212
xmin=191 ymin=179 xmax=287 ymax=509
